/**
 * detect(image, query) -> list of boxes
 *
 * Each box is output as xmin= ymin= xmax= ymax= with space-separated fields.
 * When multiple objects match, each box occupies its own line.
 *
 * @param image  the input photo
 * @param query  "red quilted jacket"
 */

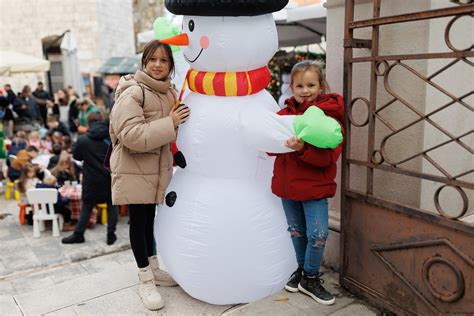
xmin=271 ymin=94 xmax=345 ymax=201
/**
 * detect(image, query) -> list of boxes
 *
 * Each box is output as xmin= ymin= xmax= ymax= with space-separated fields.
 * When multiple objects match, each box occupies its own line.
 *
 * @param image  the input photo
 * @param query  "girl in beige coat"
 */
xmin=109 ymin=41 xmax=190 ymax=311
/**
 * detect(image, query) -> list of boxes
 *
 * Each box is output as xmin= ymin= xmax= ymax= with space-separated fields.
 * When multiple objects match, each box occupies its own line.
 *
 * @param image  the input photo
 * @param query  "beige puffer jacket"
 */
xmin=109 ymin=70 xmax=177 ymax=205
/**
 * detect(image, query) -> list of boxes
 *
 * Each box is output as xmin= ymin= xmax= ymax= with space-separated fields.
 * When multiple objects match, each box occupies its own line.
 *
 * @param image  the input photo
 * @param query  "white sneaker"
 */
xmin=148 ymin=255 xmax=178 ymax=287
xmin=138 ymin=266 xmax=164 ymax=310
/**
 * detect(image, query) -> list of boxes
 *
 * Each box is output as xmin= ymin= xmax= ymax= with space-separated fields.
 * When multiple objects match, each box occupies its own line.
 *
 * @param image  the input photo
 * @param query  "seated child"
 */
xmin=36 ymin=175 xmax=74 ymax=232
xmin=48 ymin=144 xmax=63 ymax=170
xmin=17 ymin=164 xmax=41 ymax=204
xmin=28 ymin=131 xmax=44 ymax=153
xmin=42 ymin=132 xmax=53 ymax=153
xmin=50 ymin=151 xmax=78 ymax=185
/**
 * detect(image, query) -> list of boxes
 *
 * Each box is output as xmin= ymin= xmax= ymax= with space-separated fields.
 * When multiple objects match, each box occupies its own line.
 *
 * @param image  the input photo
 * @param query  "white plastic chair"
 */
xmin=26 ymin=188 xmax=63 ymax=238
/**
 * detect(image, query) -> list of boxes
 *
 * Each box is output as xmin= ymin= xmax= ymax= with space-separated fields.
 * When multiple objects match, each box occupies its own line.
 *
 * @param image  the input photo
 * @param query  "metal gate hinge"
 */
xmin=344 ymin=38 xmax=372 ymax=49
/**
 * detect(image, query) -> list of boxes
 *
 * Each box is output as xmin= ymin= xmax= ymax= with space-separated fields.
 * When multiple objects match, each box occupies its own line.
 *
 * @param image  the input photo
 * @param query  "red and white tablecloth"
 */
xmin=58 ymin=185 xmax=97 ymax=225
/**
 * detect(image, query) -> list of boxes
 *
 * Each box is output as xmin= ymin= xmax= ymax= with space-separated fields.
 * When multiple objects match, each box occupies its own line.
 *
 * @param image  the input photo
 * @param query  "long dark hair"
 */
xmin=141 ymin=40 xmax=175 ymax=79
xmin=17 ymin=164 xmax=37 ymax=193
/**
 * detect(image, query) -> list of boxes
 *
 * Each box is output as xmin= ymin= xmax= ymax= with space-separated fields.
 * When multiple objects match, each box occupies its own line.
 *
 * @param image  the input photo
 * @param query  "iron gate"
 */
xmin=340 ymin=1 xmax=473 ymax=314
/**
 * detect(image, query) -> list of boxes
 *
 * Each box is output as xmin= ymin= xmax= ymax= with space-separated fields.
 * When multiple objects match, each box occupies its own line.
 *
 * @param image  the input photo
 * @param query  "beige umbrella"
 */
xmin=0 ymin=51 xmax=50 ymax=75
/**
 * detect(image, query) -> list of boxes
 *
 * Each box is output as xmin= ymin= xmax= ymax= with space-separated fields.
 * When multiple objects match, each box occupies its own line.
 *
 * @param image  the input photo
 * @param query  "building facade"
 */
xmin=0 ymin=0 xmax=136 ymax=93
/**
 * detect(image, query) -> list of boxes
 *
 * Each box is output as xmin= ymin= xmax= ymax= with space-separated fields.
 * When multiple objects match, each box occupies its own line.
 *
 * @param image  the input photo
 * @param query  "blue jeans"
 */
xmin=282 ymin=198 xmax=329 ymax=275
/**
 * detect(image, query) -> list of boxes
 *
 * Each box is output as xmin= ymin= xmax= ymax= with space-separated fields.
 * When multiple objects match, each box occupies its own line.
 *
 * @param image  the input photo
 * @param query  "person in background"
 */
xmin=76 ymin=98 xmax=100 ymax=134
xmin=62 ymin=112 xmax=118 ymax=246
xmin=4 ymin=84 xmax=17 ymax=105
xmin=28 ymin=131 xmax=44 ymax=153
xmin=65 ymin=85 xmax=80 ymax=137
xmin=1 ymin=84 xmax=16 ymax=138
xmin=36 ymin=175 xmax=74 ymax=231
xmin=32 ymin=81 xmax=52 ymax=125
xmin=42 ymin=131 xmax=53 ymax=153
xmin=11 ymin=145 xmax=39 ymax=173
xmin=13 ymin=85 xmax=40 ymax=121
xmin=47 ymin=143 xmax=62 ymax=169
xmin=17 ymin=163 xmax=41 ymax=204
xmin=8 ymin=131 xmax=28 ymax=156
xmin=61 ymin=134 xmax=73 ymax=153
xmin=52 ymin=89 xmax=70 ymax=128
xmin=51 ymin=131 xmax=63 ymax=147
xmin=50 ymin=151 xmax=78 ymax=186
xmin=47 ymin=115 xmax=70 ymax=137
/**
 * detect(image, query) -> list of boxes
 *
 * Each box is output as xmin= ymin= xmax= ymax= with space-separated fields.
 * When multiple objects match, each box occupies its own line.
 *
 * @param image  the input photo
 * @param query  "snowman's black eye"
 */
xmin=188 ymin=20 xmax=195 ymax=32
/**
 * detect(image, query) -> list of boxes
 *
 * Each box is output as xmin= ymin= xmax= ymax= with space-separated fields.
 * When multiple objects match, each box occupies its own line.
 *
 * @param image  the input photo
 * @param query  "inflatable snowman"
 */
xmin=155 ymin=0 xmax=342 ymax=305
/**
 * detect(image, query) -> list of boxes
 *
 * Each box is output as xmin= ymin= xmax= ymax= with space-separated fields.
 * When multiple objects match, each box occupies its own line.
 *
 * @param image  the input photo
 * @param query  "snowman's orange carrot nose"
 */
xmin=160 ymin=33 xmax=189 ymax=46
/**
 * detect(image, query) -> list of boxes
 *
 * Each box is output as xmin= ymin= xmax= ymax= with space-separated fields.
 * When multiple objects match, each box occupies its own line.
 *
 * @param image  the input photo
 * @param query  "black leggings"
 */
xmin=129 ymin=204 xmax=156 ymax=268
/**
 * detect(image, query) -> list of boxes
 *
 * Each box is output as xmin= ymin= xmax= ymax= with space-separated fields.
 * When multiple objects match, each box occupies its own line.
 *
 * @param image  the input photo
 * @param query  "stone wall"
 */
xmin=0 ymin=0 xmax=135 ymax=91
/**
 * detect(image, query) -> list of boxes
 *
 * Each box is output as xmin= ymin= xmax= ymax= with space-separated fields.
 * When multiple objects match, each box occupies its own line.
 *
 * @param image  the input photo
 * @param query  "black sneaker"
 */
xmin=298 ymin=272 xmax=335 ymax=305
xmin=62 ymin=233 xmax=85 ymax=244
xmin=285 ymin=266 xmax=303 ymax=292
xmin=107 ymin=233 xmax=117 ymax=245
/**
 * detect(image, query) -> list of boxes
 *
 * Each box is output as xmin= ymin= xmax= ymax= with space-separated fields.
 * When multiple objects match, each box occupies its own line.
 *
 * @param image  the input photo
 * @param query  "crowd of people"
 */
xmin=0 ymin=80 xmax=118 ymax=243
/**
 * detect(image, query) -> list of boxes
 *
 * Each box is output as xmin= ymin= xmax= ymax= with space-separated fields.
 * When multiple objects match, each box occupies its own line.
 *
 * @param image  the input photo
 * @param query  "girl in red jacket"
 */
xmin=272 ymin=61 xmax=344 ymax=306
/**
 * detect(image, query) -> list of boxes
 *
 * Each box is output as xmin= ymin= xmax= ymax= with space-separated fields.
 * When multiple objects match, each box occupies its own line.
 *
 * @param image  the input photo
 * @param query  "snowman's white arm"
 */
xmin=240 ymin=107 xmax=295 ymax=154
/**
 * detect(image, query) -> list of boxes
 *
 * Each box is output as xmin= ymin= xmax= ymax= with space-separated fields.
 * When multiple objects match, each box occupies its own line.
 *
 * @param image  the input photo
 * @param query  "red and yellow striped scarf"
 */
xmin=186 ymin=66 xmax=271 ymax=97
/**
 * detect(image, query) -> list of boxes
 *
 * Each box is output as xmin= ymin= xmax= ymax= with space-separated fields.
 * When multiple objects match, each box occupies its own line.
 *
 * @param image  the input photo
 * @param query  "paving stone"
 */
xmin=285 ymin=291 xmax=355 ymax=315
xmin=31 ymin=240 xmax=67 ymax=267
xmin=0 ymin=280 xmax=16 ymax=295
xmin=64 ymin=240 xmax=104 ymax=262
xmin=224 ymin=295 xmax=307 ymax=316
xmin=45 ymin=307 xmax=78 ymax=315
xmin=225 ymin=288 xmax=355 ymax=316
xmin=14 ymin=262 xmax=137 ymax=315
xmin=110 ymin=249 xmax=135 ymax=265
xmin=329 ymin=303 xmax=378 ymax=316
xmin=11 ymin=271 xmax=55 ymax=294
xmin=0 ymin=219 xmax=24 ymax=241
xmin=1 ymin=244 xmax=40 ymax=275
xmin=48 ymin=264 xmax=89 ymax=284
xmin=79 ymin=254 xmax=121 ymax=274
xmin=0 ymin=295 xmax=22 ymax=316
xmin=157 ymin=284 xmax=233 ymax=315
xmin=0 ymin=258 xmax=8 ymax=276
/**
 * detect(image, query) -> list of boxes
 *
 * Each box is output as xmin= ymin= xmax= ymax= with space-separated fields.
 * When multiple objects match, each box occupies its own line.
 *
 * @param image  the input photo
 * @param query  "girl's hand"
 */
xmin=285 ymin=136 xmax=304 ymax=151
xmin=170 ymin=104 xmax=190 ymax=127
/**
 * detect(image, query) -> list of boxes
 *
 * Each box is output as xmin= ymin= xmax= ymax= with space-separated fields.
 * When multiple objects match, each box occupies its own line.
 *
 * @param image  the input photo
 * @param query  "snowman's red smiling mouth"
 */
xmin=184 ymin=48 xmax=204 ymax=63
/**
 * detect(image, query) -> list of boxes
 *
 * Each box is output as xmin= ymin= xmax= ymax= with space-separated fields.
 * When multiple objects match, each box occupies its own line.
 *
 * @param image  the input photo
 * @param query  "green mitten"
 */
xmin=293 ymin=106 xmax=343 ymax=149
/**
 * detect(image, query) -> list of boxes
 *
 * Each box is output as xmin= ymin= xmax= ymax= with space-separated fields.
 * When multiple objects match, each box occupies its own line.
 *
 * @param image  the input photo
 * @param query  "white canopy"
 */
xmin=274 ymin=3 xmax=326 ymax=47
xmin=0 ymin=51 xmax=50 ymax=75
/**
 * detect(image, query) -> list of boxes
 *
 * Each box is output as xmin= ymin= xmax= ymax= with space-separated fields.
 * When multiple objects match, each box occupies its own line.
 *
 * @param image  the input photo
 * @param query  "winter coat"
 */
xmin=11 ymin=149 xmax=33 ymax=171
xmin=271 ymin=94 xmax=345 ymax=201
xmin=109 ymin=70 xmax=177 ymax=205
xmin=14 ymin=96 xmax=39 ymax=120
xmin=32 ymin=89 xmax=51 ymax=106
xmin=78 ymin=105 xmax=100 ymax=127
xmin=73 ymin=121 xmax=112 ymax=202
